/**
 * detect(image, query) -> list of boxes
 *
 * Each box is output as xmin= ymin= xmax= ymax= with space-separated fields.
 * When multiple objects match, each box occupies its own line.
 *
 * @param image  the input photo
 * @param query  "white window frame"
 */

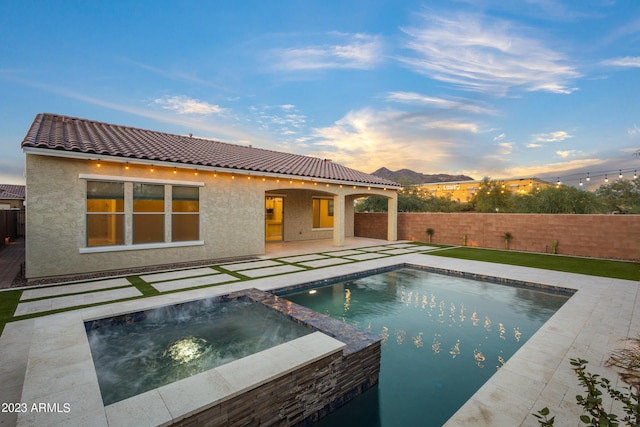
xmin=79 ymin=174 xmax=204 ymax=254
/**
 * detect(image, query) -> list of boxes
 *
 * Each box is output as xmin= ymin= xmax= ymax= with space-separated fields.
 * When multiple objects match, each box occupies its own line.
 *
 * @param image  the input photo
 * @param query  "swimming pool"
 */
xmin=281 ymin=266 xmax=570 ymax=426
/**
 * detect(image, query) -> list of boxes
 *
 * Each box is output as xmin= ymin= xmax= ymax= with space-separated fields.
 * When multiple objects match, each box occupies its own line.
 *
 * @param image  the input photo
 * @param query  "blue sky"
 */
xmin=1 ymin=0 xmax=639 ymax=188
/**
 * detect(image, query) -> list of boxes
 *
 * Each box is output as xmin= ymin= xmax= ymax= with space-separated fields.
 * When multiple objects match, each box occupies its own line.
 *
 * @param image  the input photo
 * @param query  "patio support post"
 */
xmin=387 ymin=194 xmax=397 ymax=242
xmin=124 ymin=182 xmax=133 ymax=245
xmin=333 ymin=194 xmax=345 ymax=247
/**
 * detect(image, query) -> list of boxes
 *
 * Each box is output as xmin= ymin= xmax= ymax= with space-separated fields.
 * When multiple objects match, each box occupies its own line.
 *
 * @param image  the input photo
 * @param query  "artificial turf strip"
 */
xmin=212 ymin=267 xmax=251 ymax=280
xmin=0 ymin=289 xmax=21 ymax=336
xmin=429 ymin=247 xmax=640 ymax=281
xmin=127 ymin=276 xmax=160 ymax=296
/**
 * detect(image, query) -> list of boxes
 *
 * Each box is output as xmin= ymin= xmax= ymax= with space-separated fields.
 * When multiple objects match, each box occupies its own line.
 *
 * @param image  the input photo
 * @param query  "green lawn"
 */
xmin=426 ymin=246 xmax=640 ymax=281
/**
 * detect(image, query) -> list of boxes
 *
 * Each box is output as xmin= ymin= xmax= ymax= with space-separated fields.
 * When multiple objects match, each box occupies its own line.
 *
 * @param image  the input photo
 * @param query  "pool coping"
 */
xmin=275 ymin=262 xmax=577 ymax=297
xmin=2 ymin=250 xmax=639 ymax=426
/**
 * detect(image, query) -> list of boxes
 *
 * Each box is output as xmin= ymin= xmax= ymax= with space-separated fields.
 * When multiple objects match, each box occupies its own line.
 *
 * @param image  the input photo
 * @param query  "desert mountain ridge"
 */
xmin=371 ymin=167 xmax=474 ymax=185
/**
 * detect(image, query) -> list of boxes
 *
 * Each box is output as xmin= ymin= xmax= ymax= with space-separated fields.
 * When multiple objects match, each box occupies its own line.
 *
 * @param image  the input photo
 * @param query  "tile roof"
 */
xmin=21 ymin=114 xmax=400 ymax=188
xmin=0 ymin=184 xmax=25 ymax=199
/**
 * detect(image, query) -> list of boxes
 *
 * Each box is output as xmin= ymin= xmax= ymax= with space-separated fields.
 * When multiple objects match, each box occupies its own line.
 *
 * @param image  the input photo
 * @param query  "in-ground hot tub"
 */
xmin=84 ymin=289 xmax=382 ymax=426
xmin=86 ymin=295 xmax=313 ymax=405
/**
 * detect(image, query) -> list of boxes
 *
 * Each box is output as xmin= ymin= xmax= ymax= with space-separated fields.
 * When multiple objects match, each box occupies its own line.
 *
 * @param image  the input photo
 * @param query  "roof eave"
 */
xmin=22 ymin=147 xmax=400 ymax=190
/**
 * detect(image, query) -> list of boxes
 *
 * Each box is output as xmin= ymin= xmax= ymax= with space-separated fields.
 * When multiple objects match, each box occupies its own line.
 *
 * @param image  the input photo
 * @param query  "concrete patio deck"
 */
xmin=1 ymin=238 xmax=638 ymax=426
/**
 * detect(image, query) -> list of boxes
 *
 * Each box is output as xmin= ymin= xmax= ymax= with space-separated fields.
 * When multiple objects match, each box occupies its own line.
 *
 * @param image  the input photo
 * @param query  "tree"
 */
xmin=357 ymin=177 xmax=621 ymax=214
xmin=423 ymin=192 xmax=464 ymax=212
xmin=521 ymin=186 xmax=606 ymax=214
xmin=398 ymin=185 xmax=427 ymax=212
xmin=426 ymin=228 xmax=434 ymax=243
xmin=503 ymin=232 xmax=513 ymax=250
xmin=595 ymin=179 xmax=640 ymax=214
xmin=355 ymin=196 xmax=388 ymax=212
xmin=470 ymin=178 xmax=514 ymax=213
xmin=355 ymin=186 xmax=464 ymax=213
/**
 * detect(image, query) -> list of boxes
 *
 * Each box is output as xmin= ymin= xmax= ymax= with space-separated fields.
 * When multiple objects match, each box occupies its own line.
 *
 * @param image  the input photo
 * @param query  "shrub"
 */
xmin=533 ymin=338 xmax=640 ymax=426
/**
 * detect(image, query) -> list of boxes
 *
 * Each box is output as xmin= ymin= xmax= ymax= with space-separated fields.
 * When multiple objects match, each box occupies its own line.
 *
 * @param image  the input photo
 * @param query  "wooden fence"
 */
xmin=0 ymin=210 xmax=25 ymax=246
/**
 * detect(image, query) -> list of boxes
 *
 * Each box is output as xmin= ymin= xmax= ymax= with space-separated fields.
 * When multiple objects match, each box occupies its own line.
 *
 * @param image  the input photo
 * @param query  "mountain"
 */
xmin=372 ymin=167 xmax=474 ymax=185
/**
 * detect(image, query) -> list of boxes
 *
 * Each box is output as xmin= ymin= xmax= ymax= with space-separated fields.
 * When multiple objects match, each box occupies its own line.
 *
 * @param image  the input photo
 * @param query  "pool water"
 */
xmin=86 ymin=298 xmax=311 ymax=405
xmin=282 ymin=267 xmax=569 ymax=426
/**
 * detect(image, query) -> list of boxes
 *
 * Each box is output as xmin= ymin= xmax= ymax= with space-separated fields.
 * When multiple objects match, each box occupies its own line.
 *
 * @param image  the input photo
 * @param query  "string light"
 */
xmin=548 ymin=168 xmax=637 ymax=187
xmin=99 ymin=159 xmax=640 ymax=190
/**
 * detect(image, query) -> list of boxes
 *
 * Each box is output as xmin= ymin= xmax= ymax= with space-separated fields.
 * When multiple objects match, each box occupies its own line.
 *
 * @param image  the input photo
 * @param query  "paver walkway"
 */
xmin=6 ymin=241 xmax=433 ymax=318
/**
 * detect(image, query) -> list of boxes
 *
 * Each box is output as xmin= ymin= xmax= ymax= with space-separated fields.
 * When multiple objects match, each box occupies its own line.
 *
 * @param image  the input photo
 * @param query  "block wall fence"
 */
xmin=355 ymin=212 xmax=640 ymax=261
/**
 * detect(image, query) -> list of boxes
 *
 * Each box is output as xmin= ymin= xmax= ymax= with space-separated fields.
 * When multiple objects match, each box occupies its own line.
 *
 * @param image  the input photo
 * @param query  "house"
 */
xmin=0 ymin=184 xmax=25 ymax=210
xmin=416 ymin=178 xmax=553 ymax=203
xmin=21 ymin=113 xmax=400 ymax=280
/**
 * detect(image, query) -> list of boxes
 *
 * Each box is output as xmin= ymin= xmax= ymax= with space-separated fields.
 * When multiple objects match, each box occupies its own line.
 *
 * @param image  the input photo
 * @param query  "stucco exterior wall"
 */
xmin=280 ymin=189 xmax=332 ymax=241
xmin=25 ymin=155 xmax=398 ymax=279
xmin=355 ymin=212 xmax=640 ymax=261
xmin=25 ymin=155 xmax=268 ymax=279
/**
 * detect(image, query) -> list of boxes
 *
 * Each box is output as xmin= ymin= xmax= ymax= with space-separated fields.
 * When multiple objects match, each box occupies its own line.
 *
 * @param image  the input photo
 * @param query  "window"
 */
xmin=86 ymin=181 xmax=124 ymax=246
xmin=172 ymin=186 xmax=199 ymax=241
xmin=84 ymin=178 xmax=201 ymax=250
xmin=312 ymin=198 xmax=334 ymax=228
xmin=133 ymin=183 xmax=165 ymax=244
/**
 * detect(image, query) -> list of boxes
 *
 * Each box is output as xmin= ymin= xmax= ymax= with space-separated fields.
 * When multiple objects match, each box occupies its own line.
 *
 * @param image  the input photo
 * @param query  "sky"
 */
xmin=1 ymin=0 xmax=639 ymax=189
